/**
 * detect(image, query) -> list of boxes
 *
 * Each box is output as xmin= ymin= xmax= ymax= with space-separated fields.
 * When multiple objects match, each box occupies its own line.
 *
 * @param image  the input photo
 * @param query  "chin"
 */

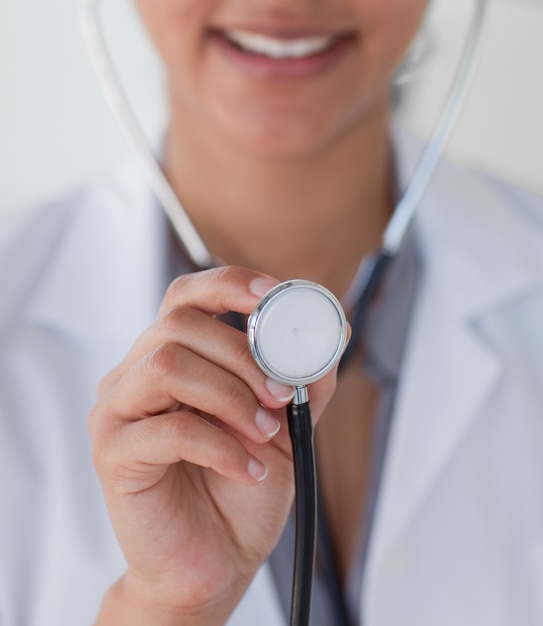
xmin=226 ymin=115 xmax=335 ymax=158
xmin=208 ymin=95 xmax=378 ymax=160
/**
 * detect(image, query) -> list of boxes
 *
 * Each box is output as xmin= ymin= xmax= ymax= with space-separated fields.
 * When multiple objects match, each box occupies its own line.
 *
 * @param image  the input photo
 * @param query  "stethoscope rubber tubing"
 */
xmin=288 ymin=401 xmax=317 ymax=626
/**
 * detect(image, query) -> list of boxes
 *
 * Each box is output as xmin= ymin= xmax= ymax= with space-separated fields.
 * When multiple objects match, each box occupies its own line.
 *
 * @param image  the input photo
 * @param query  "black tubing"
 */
xmin=287 ymin=401 xmax=317 ymax=626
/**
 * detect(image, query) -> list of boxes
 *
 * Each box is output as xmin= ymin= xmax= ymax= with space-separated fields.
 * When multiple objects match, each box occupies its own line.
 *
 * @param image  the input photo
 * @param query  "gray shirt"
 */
xmin=268 ymin=231 xmax=421 ymax=626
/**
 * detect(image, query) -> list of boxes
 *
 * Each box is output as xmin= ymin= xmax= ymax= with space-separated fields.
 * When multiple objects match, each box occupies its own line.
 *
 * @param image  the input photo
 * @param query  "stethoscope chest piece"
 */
xmin=248 ymin=280 xmax=347 ymax=387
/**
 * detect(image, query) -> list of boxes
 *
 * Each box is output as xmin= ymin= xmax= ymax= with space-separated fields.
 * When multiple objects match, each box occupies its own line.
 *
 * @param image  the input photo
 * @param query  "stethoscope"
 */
xmin=80 ymin=2 xmax=488 ymax=624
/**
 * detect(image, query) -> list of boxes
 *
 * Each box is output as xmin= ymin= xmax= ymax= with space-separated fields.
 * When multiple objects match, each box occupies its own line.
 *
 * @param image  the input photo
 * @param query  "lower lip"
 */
xmin=209 ymin=31 xmax=356 ymax=79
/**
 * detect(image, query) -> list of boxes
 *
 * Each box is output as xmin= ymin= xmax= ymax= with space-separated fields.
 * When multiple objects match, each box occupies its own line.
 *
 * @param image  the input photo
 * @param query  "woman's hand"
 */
xmin=89 ymin=267 xmax=339 ymax=625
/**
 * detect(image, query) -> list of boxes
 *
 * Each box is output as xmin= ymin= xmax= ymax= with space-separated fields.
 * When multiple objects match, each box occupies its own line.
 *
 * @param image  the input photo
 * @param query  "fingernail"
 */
xmin=255 ymin=407 xmax=281 ymax=438
xmin=265 ymin=378 xmax=295 ymax=403
xmin=248 ymin=457 xmax=268 ymax=482
xmin=249 ymin=278 xmax=279 ymax=298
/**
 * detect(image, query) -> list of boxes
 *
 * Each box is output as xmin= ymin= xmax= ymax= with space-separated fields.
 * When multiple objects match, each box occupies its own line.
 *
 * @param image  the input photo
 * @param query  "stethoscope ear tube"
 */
xmin=80 ymin=0 xmax=213 ymax=269
xmin=81 ymin=0 xmax=487 ymax=272
xmin=287 ymin=397 xmax=317 ymax=626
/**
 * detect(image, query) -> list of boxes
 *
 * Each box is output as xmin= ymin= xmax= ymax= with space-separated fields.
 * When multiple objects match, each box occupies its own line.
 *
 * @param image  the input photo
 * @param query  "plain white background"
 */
xmin=0 ymin=0 xmax=541 ymax=213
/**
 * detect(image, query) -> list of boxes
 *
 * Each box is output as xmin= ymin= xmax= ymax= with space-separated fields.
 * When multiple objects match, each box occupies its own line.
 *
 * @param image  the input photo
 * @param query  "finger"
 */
xmin=100 ymin=306 xmax=295 ymax=408
xmin=97 ymin=266 xmax=283 ymax=398
xmin=160 ymin=266 xmax=279 ymax=317
xmin=93 ymin=410 xmax=269 ymax=491
xmin=95 ymin=342 xmax=284 ymax=444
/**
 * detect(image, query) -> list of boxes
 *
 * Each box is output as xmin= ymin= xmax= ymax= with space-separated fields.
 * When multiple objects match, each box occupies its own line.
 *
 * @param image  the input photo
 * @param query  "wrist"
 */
xmin=94 ymin=575 xmax=234 ymax=626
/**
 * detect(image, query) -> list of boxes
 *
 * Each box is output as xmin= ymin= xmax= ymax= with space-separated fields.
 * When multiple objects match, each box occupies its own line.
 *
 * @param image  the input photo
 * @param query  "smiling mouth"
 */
xmin=209 ymin=26 xmax=357 ymax=79
xmin=222 ymin=29 xmax=340 ymax=60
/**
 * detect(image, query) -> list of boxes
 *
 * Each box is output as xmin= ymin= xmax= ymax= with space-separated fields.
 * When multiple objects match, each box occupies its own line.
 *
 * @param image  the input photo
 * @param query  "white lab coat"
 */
xmin=1 ymin=133 xmax=543 ymax=626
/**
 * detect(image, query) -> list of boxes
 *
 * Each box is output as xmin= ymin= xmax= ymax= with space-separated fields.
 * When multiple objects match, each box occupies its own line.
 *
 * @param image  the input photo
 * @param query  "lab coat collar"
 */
xmin=24 ymin=161 xmax=171 ymax=345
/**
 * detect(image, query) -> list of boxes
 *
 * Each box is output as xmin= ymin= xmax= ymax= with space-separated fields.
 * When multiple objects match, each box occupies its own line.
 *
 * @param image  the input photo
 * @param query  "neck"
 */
xmin=164 ymin=103 xmax=395 ymax=300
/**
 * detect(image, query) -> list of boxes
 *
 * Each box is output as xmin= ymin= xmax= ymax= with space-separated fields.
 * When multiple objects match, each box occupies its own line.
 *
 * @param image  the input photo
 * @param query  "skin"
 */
xmin=90 ymin=1 xmax=428 ymax=623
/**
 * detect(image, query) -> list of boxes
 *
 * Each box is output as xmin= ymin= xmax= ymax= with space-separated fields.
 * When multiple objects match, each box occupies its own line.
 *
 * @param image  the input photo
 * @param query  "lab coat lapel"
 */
xmin=365 ymin=142 xmax=543 ymax=605
xmin=366 ymin=268 xmax=502 ymax=576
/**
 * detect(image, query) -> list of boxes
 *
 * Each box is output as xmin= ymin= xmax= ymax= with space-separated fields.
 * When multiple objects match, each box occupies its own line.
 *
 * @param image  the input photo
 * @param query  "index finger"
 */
xmin=159 ymin=266 xmax=280 ymax=317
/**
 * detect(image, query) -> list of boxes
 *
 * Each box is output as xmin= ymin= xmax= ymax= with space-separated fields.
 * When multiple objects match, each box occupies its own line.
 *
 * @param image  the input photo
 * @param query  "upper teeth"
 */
xmin=225 ymin=30 xmax=336 ymax=59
